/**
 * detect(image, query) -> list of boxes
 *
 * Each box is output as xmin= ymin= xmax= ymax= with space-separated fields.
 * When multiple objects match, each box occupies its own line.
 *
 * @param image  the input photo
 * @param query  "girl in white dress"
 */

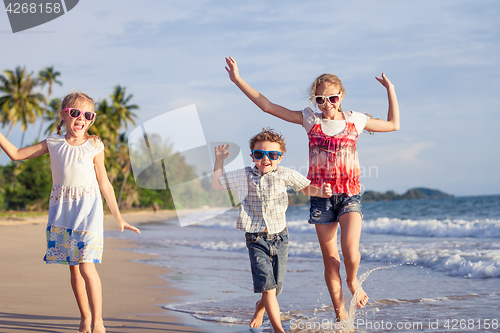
xmin=0 ymin=92 xmax=140 ymax=333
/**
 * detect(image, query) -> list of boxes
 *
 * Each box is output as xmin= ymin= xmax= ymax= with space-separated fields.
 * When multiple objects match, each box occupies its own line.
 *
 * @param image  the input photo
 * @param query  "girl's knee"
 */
xmin=69 ymin=265 xmax=82 ymax=278
xmin=342 ymin=248 xmax=361 ymax=265
xmin=262 ymin=288 xmax=277 ymax=297
xmin=323 ymin=256 xmax=341 ymax=272
xmin=79 ymin=263 xmax=98 ymax=279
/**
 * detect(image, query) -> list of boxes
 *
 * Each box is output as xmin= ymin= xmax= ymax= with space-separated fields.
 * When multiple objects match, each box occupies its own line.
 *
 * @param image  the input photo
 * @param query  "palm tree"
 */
xmin=109 ymin=86 xmax=138 ymax=192
xmin=87 ymin=99 xmax=119 ymax=186
xmin=91 ymin=86 xmax=138 ymax=183
xmin=0 ymin=67 xmax=45 ymax=197
xmin=116 ymin=133 xmax=132 ymax=208
xmin=38 ymin=66 xmax=62 ymax=140
xmin=86 ymin=88 xmax=138 ymax=205
xmin=90 ymin=86 xmax=138 ymax=146
xmin=43 ymin=98 xmax=62 ymax=135
xmin=120 ymin=181 xmax=140 ymax=209
xmin=90 ymin=99 xmax=114 ymax=142
xmin=0 ymin=66 xmax=45 ymax=155
xmin=110 ymin=85 xmax=138 ymax=130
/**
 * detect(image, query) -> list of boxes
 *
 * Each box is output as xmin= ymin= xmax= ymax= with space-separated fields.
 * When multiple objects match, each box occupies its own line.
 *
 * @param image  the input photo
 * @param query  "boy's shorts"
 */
xmin=245 ymin=228 xmax=288 ymax=296
xmin=308 ymin=194 xmax=363 ymax=224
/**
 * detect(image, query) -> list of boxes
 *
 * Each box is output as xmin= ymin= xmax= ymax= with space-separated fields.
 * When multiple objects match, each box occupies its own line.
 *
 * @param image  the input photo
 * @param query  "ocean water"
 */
xmin=107 ymin=195 xmax=500 ymax=332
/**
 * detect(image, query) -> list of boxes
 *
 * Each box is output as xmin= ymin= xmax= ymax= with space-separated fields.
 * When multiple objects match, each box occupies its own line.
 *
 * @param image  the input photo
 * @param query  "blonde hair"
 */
xmin=308 ymin=73 xmax=346 ymax=113
xmin=249 ymin=128 xmax=286 ymax=153
xmin=57 ymin=92 xmax=102 ymax=145
xmin=309 ymin=74 xmax=375 ymax=134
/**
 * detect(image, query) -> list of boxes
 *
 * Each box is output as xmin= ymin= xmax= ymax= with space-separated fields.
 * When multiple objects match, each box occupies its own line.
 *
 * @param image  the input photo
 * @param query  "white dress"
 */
xmin=43 ymin=134 xmax=105 ymax=265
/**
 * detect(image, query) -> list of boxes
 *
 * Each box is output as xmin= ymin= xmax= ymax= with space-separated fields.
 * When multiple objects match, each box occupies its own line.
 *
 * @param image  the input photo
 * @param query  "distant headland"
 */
xmin=287 ymin=187 xmax=454 ymax=205
xmin=362 ymin=187 xmax=454 ymax=202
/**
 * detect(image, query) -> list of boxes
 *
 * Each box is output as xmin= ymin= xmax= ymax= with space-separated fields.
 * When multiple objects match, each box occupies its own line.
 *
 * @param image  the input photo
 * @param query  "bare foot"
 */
xmin=92 ymin=321 xmax=106 ymax=333
xmin=347 ymin=281 xmax=369 ymax=309
xmin=77 ymin=317 xmax=91 ymax=333
xmin=249 ymin=300 xmax=265 ymax=328
xmin=336 ymin=303 xmax=349 ymax=322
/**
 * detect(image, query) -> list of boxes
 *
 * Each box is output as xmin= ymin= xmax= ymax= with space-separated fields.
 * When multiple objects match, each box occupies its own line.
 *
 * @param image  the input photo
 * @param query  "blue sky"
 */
xmin=1 ymin=0 xmax=499 ymax=196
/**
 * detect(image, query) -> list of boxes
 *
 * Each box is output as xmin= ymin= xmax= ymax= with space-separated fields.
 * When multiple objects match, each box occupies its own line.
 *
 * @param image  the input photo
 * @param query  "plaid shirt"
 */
xmin=219 ymin=165 xmax=311 ymax=234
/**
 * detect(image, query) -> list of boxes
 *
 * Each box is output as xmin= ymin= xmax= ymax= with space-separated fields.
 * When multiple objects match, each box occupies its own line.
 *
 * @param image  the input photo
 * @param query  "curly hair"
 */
xmin=249 ymin=127 xmax=286 ymax=153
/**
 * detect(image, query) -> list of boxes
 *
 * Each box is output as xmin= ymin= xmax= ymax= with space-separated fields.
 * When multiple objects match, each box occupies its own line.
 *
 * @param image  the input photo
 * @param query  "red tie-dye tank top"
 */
xmin=304 ymin=109 xmax=366 ymax=196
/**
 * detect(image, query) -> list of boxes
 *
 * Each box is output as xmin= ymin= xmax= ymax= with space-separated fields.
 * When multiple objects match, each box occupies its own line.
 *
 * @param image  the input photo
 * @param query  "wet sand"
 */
xmin=0 ymin=210 xmax=206 ymax=333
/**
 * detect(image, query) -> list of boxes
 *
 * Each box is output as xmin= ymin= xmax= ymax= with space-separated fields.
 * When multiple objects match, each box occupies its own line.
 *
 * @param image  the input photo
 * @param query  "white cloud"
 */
xmin=361 ymin=141 xmax=437 ymax=168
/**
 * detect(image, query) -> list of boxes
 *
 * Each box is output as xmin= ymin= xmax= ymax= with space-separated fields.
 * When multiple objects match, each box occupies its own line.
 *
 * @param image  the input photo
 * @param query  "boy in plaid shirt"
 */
xmin=213 ymin=128 xmax=331 ymax=333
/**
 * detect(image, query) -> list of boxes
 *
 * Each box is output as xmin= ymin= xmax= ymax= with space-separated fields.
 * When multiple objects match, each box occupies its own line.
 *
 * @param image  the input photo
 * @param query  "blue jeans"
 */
xmin=308 ymin=194 xmax=363 ymax=224
xmin=245 ymin=228 xmax=288 ymax=296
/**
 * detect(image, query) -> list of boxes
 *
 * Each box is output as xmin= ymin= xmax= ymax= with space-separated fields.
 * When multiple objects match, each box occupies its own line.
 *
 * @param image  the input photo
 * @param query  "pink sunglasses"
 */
xmin=63 ymin=108 xmax=96 ymax=121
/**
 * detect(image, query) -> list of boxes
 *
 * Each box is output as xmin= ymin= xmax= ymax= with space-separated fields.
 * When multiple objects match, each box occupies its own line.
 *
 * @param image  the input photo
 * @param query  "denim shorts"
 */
xmin=245 ymin=228 xmax=288 ymax=296
xmin=308 ymin=194 xmax=363 ymax=225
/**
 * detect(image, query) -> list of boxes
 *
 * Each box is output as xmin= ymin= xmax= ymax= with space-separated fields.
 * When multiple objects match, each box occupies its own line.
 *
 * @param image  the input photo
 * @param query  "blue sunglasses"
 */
xmin=252 ymin=150 xmax=282 ymax=160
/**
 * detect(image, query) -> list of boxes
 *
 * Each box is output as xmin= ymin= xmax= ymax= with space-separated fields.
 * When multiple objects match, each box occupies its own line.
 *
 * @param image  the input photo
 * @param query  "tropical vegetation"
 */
xmin=0 ymin=65 xmax=205 ymax=212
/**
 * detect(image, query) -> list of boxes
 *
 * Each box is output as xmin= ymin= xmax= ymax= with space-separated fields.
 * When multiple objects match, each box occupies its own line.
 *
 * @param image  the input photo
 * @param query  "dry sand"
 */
xmin=0 ymin=210 xmax=206 ymax=333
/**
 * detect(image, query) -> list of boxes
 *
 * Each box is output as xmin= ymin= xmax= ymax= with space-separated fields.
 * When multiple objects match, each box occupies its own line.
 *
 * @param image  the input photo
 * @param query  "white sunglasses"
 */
xmin=313 ymin=92 xmax=342 ymax=105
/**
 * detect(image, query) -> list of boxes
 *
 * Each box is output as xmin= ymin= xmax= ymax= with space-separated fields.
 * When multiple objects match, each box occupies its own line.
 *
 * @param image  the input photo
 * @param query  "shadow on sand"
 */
xmin=0 ymin=312 xmax=203 ymax=333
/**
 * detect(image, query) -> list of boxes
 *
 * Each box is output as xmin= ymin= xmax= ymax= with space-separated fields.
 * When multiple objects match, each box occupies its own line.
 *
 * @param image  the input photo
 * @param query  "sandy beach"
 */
xmin=0 ymin=210 xmax=205 ymax=333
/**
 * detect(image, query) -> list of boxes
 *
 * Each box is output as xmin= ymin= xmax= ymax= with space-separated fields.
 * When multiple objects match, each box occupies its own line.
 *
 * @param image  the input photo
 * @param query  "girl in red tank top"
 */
xmin=307 ymin=117 xmax=361 ymax=196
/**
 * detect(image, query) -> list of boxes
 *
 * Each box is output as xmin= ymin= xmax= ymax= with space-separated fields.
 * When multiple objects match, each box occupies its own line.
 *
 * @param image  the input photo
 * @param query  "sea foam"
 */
xmin=362 ymin=217 xmax=500 ymax=238
xmin=194 ymin=212 xmax=500 ymax=238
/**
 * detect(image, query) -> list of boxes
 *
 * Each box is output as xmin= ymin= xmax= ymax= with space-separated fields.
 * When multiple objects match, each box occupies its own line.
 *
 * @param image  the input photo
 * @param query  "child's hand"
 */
xmin=320 ymin=182 xmax=332 ymax=198
xmin=225 ymin=57 xmax=240 ymax=83
xmin=215 ymin=144 xmax=230 ymax=161
xmin=117 ymin=217 xmax=140 ymax=234
xmin=375 ymin=73 xmax=395 ymax=90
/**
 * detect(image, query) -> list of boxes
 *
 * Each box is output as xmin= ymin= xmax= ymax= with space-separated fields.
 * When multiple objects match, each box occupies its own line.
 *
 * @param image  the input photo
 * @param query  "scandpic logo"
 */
xmin=4 ymin=0 xmax=79 ymax=33
xmin=128 ymin=105 xmax=246 ymax=227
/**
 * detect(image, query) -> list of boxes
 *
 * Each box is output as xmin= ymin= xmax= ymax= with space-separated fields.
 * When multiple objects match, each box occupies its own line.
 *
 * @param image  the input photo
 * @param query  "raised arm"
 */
xmin=364 ymin=73 xmax=400 ymax=132
xmin=94 ymin=150 xmax=140 ymax=234
xmin=0 ymin=132 xmax=48 ymax=160
xmin=213 ymin=144 xmax=230 ymax=190
xmin=225 ymin=57 xmax=303 ymax=125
